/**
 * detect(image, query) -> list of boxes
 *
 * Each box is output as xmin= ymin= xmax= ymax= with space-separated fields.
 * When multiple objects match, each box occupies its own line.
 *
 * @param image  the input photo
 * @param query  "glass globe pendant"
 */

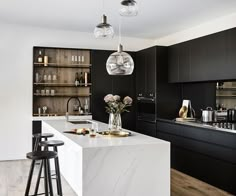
xmin=119 ymin=0 xmax=138 ymax=16
xmin=94 ymin=14 xmax=114 ymax=38
xmin=106 ymin=44 xmax=134 ymax=75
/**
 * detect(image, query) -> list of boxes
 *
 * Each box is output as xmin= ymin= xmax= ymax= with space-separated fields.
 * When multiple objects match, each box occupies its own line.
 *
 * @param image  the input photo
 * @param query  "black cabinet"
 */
xmin=136 ymin=46 xmax=156 ymax=98
xmin=168 ymin=27 xmax=236 ymax=83
xmin=226 ymin=28 xmax=236 ymax=79
xmin=136 ymin=120 xmax=156 ymax=137
xmin=156 ymin=119 xmax=236 ymax=194
xmin=32 ymin=121 xmax=41 ymax=151
xmin=91 ymin=50 xmax=136 ymax=130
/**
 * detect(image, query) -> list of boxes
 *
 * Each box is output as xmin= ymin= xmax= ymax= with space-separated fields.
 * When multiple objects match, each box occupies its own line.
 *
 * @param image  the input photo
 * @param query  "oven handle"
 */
xmin=137 ymin=97 xmax=155 ymax=102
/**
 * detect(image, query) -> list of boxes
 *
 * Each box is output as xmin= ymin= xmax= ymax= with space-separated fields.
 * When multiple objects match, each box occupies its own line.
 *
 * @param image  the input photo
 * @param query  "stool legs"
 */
xmin=25 ymin=160 xmax=35 ymax=196
xmin=54 ymin=146 xmax=63 ymax=196
xmin=34 ymin=161 xmax=43 ymax=195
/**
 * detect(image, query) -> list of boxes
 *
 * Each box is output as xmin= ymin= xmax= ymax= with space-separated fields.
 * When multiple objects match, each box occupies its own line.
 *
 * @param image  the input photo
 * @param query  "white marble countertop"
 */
xmin=42 ymin=120 xmax=168 ymax=149
xmin=32 ymin=115 xmax=92 ymax=121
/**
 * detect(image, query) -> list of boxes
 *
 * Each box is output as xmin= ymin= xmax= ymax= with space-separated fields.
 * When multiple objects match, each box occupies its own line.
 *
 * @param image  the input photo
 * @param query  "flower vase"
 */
xmin=108 ymin=113 xmax=122 ymax=131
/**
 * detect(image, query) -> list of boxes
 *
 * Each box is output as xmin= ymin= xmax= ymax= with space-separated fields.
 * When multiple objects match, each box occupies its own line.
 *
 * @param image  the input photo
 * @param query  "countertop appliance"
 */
xmin=227 ymin=109 xmax=236 ymax=123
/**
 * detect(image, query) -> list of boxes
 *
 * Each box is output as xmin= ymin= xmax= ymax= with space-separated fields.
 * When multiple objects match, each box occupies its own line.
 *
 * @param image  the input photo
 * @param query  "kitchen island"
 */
xmin=42 ymin=120 xmax=170 ymax=196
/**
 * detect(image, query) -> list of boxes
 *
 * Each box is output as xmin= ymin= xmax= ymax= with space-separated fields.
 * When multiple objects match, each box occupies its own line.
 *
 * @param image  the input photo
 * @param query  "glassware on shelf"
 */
xmin=42 ymin=106 xmax=47 ymax=115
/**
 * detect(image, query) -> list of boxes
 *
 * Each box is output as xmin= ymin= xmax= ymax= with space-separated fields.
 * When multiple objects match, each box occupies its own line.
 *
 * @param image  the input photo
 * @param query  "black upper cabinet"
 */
xmin=168 ymin=45 xmax=179 ymax=83
xmin=169 ymin=27 xmax=235 ymax=83
xmin=179 ymin=42 xmax=191 ymax=82
xmin=136 ymin=46 xmax=156 ymax=98
xmin=226 ymin=28 xmax=236 ymax=79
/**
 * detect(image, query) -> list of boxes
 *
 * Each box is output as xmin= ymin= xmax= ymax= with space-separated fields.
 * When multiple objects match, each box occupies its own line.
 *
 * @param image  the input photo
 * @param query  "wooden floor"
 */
xmin=0 ymin=160 xmax=232 ymax=196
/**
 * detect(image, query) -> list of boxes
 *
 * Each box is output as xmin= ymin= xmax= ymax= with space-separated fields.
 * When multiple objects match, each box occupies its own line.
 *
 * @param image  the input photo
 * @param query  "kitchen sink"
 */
xmin=68 ymin=120 xmax=92 ymax=124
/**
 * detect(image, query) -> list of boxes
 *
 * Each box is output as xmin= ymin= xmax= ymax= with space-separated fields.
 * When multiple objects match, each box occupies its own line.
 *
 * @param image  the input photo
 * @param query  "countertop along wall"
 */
xmin=0 ymin=22 xmax=154 ymax=161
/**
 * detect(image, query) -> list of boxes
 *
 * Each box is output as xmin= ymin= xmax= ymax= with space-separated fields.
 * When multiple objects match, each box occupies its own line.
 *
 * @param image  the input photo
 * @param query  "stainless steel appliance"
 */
xmin=227 ymin=108 xmax=236 ymax=122
xmin=201 ymin=107 xmax=215 ymax=122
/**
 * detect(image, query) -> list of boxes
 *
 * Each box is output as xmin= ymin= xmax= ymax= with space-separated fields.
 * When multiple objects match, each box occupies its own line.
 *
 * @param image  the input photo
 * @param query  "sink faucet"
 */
xmin=66 ymin=97 xmax=82 ymax=121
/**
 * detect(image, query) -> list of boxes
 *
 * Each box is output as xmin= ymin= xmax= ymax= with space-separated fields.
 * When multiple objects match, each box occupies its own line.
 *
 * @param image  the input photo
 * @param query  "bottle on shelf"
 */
xmin=79 ymin=72 xmax=84 ymax=85
xmin=75 ymin=72 xmax=79 ymax=86
xmin=37 ymin=51 xmax=43 ymax=63
xmin=44 ymin=55 xmax=48 ymax=66
xmin=84 ymin=98 xmax=89 ymax=114
xmin=84 ymin=72 xmax=88 ymax=86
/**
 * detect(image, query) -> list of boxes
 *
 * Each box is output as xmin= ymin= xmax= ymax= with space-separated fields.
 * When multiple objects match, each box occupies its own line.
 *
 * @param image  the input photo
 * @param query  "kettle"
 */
xmin=227 ymin=109 xmax=236 ymax=122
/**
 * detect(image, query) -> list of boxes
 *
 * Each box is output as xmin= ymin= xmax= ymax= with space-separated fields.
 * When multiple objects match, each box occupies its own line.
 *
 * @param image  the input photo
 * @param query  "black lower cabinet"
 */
xmin=136 ymin=120 xmax=156 ymax=137
xmin=32 ymin=120 xmax=42 ymax=151
xmin=156 ymin=119 xmax=236 ymax=194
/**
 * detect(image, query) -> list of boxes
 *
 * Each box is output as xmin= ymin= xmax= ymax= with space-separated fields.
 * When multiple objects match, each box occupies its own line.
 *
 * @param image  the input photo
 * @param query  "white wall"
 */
xmin=155 ymin=12 xmax=236 ymax=46
xmin=0 ymin=22 xmax=154 ymax=161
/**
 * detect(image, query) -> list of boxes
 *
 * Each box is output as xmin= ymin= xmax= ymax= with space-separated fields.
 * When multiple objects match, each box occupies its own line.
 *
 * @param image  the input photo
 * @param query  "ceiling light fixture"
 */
xmin=106 ymin=17 xmax=134 ymax=75
xmin=94 ymin=0 xmax=114 ymax=38
xmin=119 ymin=0 xmax=138 ymax=17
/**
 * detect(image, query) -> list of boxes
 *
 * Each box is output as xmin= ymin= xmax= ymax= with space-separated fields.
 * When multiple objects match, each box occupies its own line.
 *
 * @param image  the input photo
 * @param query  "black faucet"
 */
xmin=66 ymin=97 xmax=82 ymax=121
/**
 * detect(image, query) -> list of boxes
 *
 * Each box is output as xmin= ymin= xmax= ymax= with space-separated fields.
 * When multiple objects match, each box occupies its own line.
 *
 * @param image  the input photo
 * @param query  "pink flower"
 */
xmin=123 ymin=96 xmax=132 ymax=105
xmin=104 ymin=94 xmax=114 ymax=103
xmin=113 ymin=95 xmax=120 ymax=101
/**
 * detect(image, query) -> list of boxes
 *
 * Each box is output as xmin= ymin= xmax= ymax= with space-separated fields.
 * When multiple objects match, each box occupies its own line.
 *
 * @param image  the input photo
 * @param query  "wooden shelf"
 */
xmin=34 ymin=62 xmax=91 ymax=68
xmin=34 ymin=93 xmax=91 ymax=97
xmin=216 ymin=87 xmax=236 ymax=90
xmin=216 ymin=95 xmax=236 ymax=97
xmin=34 ymin=83 xmax=92 ymax=87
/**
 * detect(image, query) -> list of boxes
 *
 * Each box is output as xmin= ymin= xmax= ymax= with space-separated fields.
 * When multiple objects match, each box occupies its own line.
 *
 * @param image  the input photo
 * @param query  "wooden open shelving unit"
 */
xmin=33 ymin=46 xmax=92 ymax=117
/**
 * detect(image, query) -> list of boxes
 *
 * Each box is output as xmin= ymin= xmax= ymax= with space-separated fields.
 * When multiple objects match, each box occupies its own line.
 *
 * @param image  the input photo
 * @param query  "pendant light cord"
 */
xmin=119 ymin=16 xmax=122 ymax=45
xmin=102 ymin=0 xmax=104 ymax=13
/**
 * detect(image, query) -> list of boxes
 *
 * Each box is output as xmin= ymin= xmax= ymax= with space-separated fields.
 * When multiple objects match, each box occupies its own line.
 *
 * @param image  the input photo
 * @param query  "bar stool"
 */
xmin=36 ymin=140 xmax=64 ymax=196
xmin=33 ymin=133 xmax=54 ymax=151
xmin=25 ymin=151 xmax=57 ymax=196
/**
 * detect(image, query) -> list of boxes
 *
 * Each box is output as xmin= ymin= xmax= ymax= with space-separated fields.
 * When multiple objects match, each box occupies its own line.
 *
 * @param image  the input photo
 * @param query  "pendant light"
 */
xmin=119 ymin=0 xmax=138 ymax=17
xmin=106 ymin=17 xmax=134 ymax=75
xmin=94 ymin=0 xmax=114 ymax=38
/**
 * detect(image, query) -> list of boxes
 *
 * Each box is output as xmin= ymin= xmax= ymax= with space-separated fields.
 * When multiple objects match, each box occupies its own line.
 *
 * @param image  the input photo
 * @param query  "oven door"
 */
xmin=137 ymin=97 xmax=156 ymax=122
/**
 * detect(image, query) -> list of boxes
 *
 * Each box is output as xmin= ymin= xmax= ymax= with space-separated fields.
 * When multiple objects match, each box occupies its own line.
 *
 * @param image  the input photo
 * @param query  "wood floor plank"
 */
xmin=171 ymin=169 xmax=233 ymax=196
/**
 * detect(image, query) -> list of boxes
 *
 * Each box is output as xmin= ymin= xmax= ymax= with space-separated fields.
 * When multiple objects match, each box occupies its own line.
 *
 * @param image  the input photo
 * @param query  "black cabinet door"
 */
xmin=178 ymin=42 xmax=190 ymax=82
xmin=226 ymin=28 xmax=236 ymax=80
xmin=145 ymin=47 xmax=156 ymax=98
xmin=189 ymin=37 xmax=209 ymax=81
xmin=136 ymin=50 xmax=146 ymax=97
xmin=91 ymin=50 xmax=113 ymax=123
xmin=168 ymin=45 xmax=179 ymax=83
xmin=204 ymin=32 xmax=226 ymax=81
xmin=136 ymin=120 xmax=156 ymax=137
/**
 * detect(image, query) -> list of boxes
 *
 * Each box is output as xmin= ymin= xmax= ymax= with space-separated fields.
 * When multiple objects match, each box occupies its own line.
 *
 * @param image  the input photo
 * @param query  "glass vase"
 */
xmin=108 ymin=113 xmax=122 ymax=131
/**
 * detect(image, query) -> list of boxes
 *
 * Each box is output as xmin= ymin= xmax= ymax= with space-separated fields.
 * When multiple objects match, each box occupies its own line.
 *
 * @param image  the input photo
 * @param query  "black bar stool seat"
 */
xmin=33 ymin=133 xmax=54 ymax=152
xmin=25 ymin=151 xmax=57 ymax=196
xmin=27 ymin=151 xmax=57 ymax=160
xmin=40 ymin=140 xmax=64 ymax=147
xmin=33 ymin=133 xmax=54 ymax=139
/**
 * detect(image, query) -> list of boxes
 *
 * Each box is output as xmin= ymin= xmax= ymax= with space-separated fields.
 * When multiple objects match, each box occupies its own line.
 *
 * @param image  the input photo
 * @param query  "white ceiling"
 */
xmin=1 ymin=0 xmax=236 ymax=39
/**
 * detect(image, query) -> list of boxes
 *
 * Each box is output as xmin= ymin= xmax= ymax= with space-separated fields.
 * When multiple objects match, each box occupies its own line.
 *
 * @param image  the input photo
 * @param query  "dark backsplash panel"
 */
xmin=181 ymin=82 xmax=216 ymax=118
